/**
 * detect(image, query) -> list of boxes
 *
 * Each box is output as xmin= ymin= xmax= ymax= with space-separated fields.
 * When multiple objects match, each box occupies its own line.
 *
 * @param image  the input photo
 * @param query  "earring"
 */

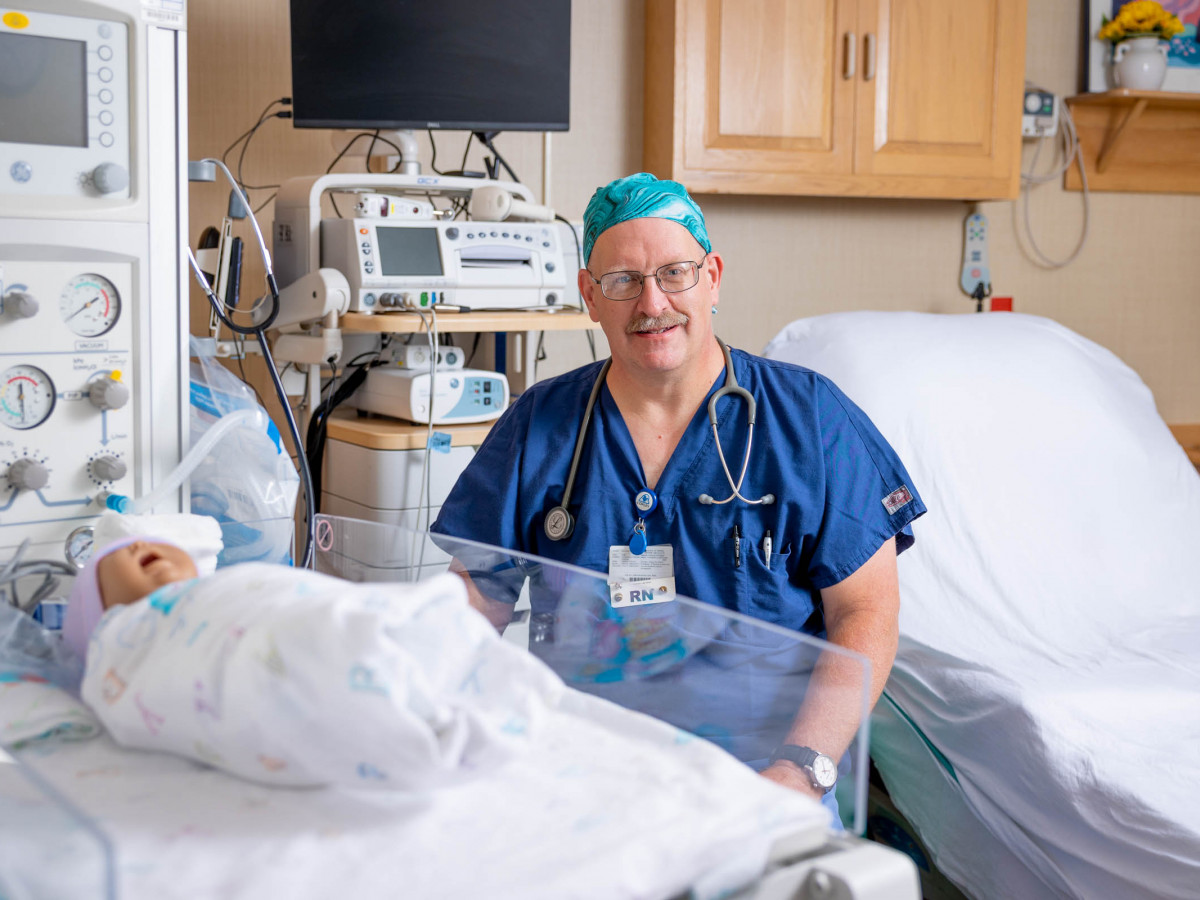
xmin=711 ymin=305 xmax=718 ymax=315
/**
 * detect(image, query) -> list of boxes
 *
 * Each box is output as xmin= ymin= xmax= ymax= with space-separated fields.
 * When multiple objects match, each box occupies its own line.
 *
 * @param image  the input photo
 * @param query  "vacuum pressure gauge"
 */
xmin=60 ymin=273 xmax=121 ymax=337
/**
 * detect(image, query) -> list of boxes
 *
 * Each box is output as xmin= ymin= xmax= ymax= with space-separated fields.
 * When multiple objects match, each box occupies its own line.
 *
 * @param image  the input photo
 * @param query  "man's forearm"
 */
xmin=779 ymin=605 xmax=898 ymax=762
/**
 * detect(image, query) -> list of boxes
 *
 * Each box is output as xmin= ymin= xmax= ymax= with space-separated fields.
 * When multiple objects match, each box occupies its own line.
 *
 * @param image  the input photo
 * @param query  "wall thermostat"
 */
xmin=1022 ymin=89 xmax=1058 ymax=138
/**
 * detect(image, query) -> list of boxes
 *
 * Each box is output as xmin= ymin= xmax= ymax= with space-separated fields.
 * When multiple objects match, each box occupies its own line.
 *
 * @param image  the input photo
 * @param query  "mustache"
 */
xmin=626 ymin=311 xmax=690 ymax=334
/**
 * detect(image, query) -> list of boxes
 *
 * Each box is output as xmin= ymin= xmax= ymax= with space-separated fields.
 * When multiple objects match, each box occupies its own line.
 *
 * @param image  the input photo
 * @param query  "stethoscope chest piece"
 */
xmin=544 ymin=506 xmax=575 ymax=541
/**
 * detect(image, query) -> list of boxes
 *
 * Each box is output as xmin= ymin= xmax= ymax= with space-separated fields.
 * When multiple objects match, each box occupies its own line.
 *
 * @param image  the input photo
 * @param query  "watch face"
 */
xmin=812 ymin=754 xmax=838 ymax=788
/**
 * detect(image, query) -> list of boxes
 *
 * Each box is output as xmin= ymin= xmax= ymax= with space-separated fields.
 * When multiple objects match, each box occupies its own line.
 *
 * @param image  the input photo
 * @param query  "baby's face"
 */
xmin=96 ymin=541 xmax=198 ymax=609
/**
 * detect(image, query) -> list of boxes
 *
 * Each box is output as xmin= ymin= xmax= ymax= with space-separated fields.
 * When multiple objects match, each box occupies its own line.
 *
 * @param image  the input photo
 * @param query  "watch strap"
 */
xmin=769 ymin=744 xmax=837 ymax=793
xmin=769 ymin=744 xmax=819 ymax=769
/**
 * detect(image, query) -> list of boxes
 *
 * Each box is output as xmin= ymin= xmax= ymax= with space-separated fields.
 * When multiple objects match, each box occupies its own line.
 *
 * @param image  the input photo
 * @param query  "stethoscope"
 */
xmin=543 ymin=338 xmax=774 ymax=542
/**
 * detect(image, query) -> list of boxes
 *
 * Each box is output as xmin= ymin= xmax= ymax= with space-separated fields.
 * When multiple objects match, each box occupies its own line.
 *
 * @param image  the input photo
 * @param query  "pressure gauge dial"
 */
xmin=1 ymin=364 xmax=56 ymax=430
xmin=65 ymin=525 xmax=95 ymax=570
xmin=59 ymin=273 xmax=121 ymax=337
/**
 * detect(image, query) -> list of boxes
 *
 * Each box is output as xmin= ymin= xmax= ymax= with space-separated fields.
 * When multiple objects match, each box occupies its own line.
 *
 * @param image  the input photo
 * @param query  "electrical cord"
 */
xmin=324 ymin=131 xmax=407 ymax=217
xmin=554 ymin=212 xmax=586 ymax=313
xmin=186 ymin=158 xmax=317 ymax=569
xmin=473 ymin=131 xmax=520 ymax=183
xmin=407 ymin=306 xmax=439 ymax=582
xmin=255 ymin=330 xmax=316 ymax=568
xmin=303 ymin=341 xmax=392 ymax=508
xmin=220 ymin=97 xmax=288 ymax=171
xmin=1016 ymin=95 xmax=1090 ymax=269
xmin=1 ymin=539 xmax=76 ymax=613
xmin=220 ymin=97 xmax=292 ymax=196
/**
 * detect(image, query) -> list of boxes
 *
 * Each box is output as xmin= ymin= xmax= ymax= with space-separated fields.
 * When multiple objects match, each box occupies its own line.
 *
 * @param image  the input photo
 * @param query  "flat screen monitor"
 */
xmin=288 ymin=1 xmax=571 ymax=132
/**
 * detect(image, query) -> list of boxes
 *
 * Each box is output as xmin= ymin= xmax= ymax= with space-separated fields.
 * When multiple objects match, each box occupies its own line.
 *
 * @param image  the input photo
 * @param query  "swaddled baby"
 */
xmin=63 ymin=539 xmax=563 ymax=789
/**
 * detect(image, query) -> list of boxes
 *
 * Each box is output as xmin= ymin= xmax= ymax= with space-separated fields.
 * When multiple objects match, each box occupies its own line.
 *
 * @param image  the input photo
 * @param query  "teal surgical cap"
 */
xmin=582 ymin=172 xmax=711 ymax=264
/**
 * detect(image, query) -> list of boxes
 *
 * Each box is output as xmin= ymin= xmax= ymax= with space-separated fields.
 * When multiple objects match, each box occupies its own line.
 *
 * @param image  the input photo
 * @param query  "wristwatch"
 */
xmin=769 ymin=744 xmax=838 ymax=794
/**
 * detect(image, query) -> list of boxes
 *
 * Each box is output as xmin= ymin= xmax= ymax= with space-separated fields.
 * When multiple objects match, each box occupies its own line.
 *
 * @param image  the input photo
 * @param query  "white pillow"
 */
xmin=762 ymin=311 xmax=1200 ymax=664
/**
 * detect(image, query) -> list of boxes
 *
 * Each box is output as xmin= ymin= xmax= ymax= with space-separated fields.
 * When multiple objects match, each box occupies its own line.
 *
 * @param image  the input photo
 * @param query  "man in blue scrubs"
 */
xmin=433 ymin=173 xmax=925 ymax=808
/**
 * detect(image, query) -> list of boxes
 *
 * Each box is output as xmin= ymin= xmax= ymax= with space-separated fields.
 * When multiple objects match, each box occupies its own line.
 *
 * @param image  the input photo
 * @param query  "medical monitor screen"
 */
xmin=376 ymin=228 xmax=445 ymax=277
xmin=288 ymin=1 xmax=571 ymax=132
xmin=0 ymin=32 xmax=88 ymax=147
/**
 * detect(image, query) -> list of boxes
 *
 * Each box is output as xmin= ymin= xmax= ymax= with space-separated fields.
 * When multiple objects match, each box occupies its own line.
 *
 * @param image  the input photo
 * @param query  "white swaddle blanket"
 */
xmin=81 ymin=564 xmax=563 ymax=789
xmin=19 ymin=562 xmax=836 ymax=900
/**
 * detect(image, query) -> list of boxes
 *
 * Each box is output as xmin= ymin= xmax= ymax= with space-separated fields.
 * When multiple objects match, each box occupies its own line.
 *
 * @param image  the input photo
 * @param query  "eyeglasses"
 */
xmin=587 ymin=254 xmax=708 ymax=301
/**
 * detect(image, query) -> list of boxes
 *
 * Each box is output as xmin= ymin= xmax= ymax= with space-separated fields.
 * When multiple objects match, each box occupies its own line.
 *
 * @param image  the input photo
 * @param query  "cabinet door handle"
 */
xmin=843 ymin=32 xmax=856 ymax=79
xmin=864 ymin=33 xmax=876 ymax=81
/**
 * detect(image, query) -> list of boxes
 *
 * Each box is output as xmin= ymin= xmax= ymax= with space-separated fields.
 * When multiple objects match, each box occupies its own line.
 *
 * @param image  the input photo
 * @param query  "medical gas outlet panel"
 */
xmin=0 ymin=261 xmax=136 ymax=561
xmin=321 ymin=218 xmax=566 ymax=313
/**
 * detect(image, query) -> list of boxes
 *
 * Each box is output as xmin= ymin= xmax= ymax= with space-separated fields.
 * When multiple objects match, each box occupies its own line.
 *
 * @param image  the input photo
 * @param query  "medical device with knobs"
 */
xmin=273 ymin=173 xmax=543 ymax=287
xmin=0 ymin=0 xmax=189 ymax=567
xmin=90 ymin=455 xmax=127 ymax=481
xmin=4 ymin=291 xmax=38 ymax=318
xmin=8 ymin=458 xmax=49 ymax=491
xmin=91 ymin=162 xmax=130 ymax=194
xmin=88 ymin=374 xmax=130 ymax=410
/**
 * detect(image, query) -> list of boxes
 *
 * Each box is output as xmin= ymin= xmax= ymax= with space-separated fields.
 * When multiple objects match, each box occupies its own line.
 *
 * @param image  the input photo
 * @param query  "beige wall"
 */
xmin=189 ymin=0 xmax=1200 ymax=422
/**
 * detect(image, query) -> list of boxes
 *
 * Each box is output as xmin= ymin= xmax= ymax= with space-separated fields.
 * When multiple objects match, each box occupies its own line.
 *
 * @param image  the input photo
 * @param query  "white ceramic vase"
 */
xmin=1112 ymin=35 xmax=1169 ymax=90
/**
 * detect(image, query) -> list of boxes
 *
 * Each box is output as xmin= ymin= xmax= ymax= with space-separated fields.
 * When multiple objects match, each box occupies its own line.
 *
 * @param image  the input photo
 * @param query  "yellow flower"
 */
xmin=1160 ymin=13 xmax=1185 ymax=38
xmin=1098 ymin=0 xmax=1186 ymax=42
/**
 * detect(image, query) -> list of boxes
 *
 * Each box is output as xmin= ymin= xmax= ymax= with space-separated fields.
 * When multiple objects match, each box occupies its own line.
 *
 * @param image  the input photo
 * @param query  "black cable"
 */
xmin=220 ymin=97 xmax=288 ymax=170
xmin=200 ymin=269 xmax=280 ymax=334
xmin=256 ymin=330 xmax=316 ymax=569
xmin=325 ymin=132 xmax=407 ymax=217
xmin=237 ymin=112 xmax=291 ymax=192
xmin=555 ymin=212 xmax=585 ymax=312
xmin=473 ymin=131 xmax=520 ymax=183
xmin=465 ymin=332 xmax=483 ymax=368
xmin=428 ymin=128 xmax=443 ymax=174
xmin=305 ymin=358 xmax=386 ymax=504
xmin=325 ymin=132 xmax=405 ymax=174
xmin=459 ymin=132 xmax=474 ymax=172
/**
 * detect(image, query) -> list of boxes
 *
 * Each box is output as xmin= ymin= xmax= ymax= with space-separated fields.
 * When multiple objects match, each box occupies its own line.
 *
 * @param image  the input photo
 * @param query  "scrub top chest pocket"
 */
xmin=735 ymin=524 xmax=798 ymax=627
xmin=687 ymin=508 xmax=807 ymax=630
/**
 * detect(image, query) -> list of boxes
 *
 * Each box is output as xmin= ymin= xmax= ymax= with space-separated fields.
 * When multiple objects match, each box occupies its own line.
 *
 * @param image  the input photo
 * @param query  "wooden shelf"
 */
xmin=326 ymin=409 xmax=494 ymax=451
xmin=1064 ymin=90 xmax=1200 ymax=194
xmin=340 ymin=309 xmax=600 ymax=335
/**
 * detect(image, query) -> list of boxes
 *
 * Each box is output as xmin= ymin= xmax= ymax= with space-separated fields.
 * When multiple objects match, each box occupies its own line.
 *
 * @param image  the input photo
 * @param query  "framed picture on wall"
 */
xmin=1086 ymin=0 xmax=1200 ymax=93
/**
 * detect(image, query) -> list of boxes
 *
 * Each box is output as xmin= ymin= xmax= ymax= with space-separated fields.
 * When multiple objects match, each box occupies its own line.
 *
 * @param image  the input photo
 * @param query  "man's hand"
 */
xmin=759 ymin=762 xmax=824 ymax=802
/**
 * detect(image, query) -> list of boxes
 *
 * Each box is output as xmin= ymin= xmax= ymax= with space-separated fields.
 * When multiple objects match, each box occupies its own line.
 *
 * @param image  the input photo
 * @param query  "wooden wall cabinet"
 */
xmin=644 ymin=0 xmax=1028 ymax=200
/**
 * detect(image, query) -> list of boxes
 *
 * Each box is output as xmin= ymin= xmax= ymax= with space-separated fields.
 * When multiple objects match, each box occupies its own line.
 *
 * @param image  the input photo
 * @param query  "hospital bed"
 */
xmin=763 ymin=311 xmax=1200 ymax=900
xmin=0 ymin=514 xmax=918 ymax=900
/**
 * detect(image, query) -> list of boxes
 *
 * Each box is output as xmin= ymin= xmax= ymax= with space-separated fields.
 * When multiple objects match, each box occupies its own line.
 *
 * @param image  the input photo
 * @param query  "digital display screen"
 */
xmin=376 ymin=228 xmax=444 ymax=277
xmin=0 ymin=32 xmax=88 ymax=147
xmin=290 ymin=0 xmax=570 ymax=132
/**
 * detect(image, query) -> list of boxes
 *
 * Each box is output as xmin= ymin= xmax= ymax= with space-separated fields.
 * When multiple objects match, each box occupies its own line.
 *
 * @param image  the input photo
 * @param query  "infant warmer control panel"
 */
xmin=0 ymin=261 xmax=136 ymax=563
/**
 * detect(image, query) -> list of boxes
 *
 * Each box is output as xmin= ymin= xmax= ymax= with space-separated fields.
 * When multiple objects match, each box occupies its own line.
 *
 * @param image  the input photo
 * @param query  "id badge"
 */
xmin=608 ymin=544 xmax=675 ymax=608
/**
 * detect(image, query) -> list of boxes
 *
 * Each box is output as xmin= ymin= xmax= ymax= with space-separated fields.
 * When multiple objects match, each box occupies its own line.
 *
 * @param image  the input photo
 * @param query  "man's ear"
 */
xmin=704 ymin=250 xmax=725 ymax=303
xmin=578 ymin=269 xmax=601 ymax=323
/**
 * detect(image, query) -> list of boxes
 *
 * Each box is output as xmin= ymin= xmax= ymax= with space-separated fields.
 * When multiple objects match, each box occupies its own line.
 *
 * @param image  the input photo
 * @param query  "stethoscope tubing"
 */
xmin=544 ymin=338 xmax=772 ymax=542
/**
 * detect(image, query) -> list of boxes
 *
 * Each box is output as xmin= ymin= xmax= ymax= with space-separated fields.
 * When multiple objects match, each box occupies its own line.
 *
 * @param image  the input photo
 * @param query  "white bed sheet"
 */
xmin=16 ymin=722 xmax=825 ymax=900
xmin=763 ymin=311 xmax=1200 ymax=899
